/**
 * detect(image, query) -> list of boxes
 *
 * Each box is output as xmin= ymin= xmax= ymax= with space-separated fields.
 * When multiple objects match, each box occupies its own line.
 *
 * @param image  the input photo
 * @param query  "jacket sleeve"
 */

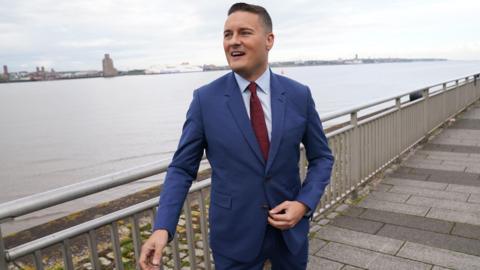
xmin=153 ymin=89 xmax=206 ymax=241
xmin=295 ymin=87 xmax=334 ymax=217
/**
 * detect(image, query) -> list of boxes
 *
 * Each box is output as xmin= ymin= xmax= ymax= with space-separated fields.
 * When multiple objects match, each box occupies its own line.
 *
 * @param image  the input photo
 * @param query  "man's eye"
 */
xmin=241 ymin=31 xmax=252 ymax=35
xmin=224 ymin=33 xmax=232 ymax=38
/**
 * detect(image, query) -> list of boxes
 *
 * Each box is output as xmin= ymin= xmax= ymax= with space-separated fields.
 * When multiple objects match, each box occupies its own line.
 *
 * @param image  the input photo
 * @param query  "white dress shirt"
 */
xmin=234 ymin=68 xmax=272 ymax=141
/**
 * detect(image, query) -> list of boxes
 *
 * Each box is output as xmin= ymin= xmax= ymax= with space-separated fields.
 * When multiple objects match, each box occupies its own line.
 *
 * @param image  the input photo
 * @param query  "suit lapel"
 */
xmin=266 ymin=72 xmax=286 ymax=173
xmin=225 ymin=73 xmax=266 ymax=166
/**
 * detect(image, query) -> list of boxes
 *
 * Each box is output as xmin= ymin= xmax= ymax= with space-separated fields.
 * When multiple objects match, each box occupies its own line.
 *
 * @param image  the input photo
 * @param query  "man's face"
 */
xmin=223 ymin=11 xmax=274 ymax=81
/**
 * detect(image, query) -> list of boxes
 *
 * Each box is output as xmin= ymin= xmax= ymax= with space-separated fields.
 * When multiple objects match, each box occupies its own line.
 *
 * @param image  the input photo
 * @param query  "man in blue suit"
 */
xmin=140 ymin=3 xmax=333 ymax=270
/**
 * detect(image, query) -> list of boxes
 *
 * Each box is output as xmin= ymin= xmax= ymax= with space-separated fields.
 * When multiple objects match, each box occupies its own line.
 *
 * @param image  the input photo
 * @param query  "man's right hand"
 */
xmin=139 ymin=229 xmax=169 ymax=269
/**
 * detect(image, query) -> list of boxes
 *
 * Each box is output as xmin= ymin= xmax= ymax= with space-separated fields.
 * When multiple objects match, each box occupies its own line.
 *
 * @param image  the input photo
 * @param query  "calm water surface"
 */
xmin=1 ymin=60 xmax=479 ymax=203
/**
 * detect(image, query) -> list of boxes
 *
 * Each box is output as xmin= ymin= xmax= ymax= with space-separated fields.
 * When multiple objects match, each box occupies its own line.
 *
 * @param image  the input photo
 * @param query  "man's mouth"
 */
xmin=230 ymin=51 xmax=246 ymax=58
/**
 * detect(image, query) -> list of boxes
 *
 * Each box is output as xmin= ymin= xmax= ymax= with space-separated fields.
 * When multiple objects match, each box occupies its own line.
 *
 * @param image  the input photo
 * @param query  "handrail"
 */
xmin=0 ymin=73 xmax=478 ymax=223
xmin=5 ymin=179 xmax=212 ymax=260
xmin=0 ymin=159 xmax=170 ymax=222
xmin=321 ymin=73 xmax=478 ymax=122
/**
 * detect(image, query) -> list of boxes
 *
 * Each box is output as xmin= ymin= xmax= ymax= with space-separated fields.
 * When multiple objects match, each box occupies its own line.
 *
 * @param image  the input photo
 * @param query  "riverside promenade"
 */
xmin=307 ymin=100 xmax=480 ymax=270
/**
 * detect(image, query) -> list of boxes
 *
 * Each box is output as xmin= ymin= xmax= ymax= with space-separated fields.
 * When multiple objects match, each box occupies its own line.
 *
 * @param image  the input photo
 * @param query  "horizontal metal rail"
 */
xmin=1 ymin=72 xmax=479 ymax=269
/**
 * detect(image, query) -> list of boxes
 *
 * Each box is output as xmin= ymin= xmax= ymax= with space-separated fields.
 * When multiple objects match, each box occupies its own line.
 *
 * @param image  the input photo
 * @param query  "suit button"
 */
xmin=261 ymin=204 xmax=269 ymax=209
xmin=265 ymin=176 xmax=271 ymax=181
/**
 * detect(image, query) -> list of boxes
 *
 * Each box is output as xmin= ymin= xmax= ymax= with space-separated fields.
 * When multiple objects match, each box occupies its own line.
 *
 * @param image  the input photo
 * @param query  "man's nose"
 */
xmin=228 ymin=33 xmax=241 ymax=46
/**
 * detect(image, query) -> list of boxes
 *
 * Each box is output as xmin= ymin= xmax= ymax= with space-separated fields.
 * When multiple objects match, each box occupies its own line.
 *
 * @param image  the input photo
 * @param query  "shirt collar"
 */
xmin=234 ymin=67 xmax=270 ymax=95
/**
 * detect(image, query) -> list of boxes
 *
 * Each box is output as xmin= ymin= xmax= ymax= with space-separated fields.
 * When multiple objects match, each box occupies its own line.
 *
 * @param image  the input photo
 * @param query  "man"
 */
xmin=140 ymin=3 xmax=333 ymax=270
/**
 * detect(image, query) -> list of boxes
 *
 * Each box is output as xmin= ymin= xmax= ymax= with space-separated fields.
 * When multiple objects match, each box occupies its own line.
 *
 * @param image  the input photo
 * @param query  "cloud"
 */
xmin=1 ymin=0 xmax=479 ymax=71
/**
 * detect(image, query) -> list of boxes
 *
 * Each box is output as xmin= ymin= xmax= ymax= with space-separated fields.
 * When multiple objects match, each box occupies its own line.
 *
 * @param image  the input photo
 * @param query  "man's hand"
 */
xmin=139 ymin=229 xmax=169 ymax=270
xmin=268 ymin=201 xmax=309 ymax=230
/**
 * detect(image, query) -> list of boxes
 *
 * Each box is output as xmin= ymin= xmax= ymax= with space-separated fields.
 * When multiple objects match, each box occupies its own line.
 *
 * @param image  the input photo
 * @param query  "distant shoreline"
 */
xmin=0 ymin=58 xmax=447 ymax=84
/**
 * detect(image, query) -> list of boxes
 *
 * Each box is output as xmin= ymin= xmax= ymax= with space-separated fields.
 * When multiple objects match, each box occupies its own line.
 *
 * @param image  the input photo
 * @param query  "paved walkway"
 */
xmin=307 ymin=100 xmax=480 ymax=270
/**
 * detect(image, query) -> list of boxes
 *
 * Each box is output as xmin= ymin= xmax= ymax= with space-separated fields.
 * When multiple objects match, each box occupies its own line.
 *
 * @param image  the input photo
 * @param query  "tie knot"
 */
xmin=248 ymin=82 xmax=257 ymax=95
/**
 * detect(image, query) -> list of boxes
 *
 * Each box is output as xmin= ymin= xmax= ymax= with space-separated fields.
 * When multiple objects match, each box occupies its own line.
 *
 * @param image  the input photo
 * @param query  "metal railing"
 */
xmin=1 ymin=73 xmax=479 ymax=270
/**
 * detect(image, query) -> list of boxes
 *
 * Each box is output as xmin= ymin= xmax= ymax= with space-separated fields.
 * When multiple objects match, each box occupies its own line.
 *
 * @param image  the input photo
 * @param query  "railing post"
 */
xmin=395 ymin=98 xmax=402 ymax=154
xmin=455 ymin=80 xmax=460 ymax=111
xmin=350 ymin=111 xmax=360 ymax=200
xmin=442 ymin=83 xmax=447 ymax=119
xmin=299 ymin=147 xmax=307 ymax=181
xmin=422 ymin=88 xmax=429 ymax=134
xmin=0 ymin=226 xmax=7 ymax=270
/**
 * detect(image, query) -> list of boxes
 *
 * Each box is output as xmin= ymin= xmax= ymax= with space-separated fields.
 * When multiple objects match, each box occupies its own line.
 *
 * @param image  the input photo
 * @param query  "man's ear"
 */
xmin=266 ymin=33 xmax=274 ymax=51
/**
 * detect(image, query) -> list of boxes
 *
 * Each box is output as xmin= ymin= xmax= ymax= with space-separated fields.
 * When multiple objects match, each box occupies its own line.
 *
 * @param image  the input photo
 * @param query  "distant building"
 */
xmin=102 ymin=54 xmax=118 ymax=77
xmin=2 ymin=65 xmax=8 ymax=80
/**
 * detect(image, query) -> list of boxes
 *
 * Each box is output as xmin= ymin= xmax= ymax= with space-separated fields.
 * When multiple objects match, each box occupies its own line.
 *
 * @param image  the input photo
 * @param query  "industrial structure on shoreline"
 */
xmin=1 ymin=55 xmax=447 ymax=83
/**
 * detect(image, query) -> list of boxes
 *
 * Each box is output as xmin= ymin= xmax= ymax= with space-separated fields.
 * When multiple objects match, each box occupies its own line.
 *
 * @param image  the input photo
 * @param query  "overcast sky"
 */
xmin=1 ymin=0 xmax=479 ymax=72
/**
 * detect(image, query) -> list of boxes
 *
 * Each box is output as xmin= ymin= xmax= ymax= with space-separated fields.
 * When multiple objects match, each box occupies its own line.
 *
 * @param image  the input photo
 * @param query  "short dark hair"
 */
xmin=228 ymin=2 xmax=272 ymax=33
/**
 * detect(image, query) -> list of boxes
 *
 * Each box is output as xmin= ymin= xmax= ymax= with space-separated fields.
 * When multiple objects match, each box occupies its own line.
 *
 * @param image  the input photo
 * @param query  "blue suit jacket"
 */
xmin=154 ymin=71 xmax=334 ymax=262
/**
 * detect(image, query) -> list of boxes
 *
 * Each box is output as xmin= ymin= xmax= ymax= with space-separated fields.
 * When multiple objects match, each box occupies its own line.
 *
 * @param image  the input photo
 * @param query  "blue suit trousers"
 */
xmin=212 ymin=225 xmax=308 ymax=270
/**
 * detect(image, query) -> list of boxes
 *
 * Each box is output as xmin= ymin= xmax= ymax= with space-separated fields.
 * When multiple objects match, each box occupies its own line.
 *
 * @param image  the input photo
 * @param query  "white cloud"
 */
xmin=1 ymin=0 xmax=479 ymax=71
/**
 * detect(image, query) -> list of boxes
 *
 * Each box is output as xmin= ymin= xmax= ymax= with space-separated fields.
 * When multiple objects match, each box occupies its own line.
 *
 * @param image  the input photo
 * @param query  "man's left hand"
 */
xmin=268 ymin=201 xmax=309 ymax=230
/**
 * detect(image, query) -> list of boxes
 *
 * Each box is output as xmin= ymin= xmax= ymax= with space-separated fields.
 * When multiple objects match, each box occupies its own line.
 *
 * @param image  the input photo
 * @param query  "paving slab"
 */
xmin=317 ymin=242 xmax=431 ymax=270
xmin=376 ymin=224 xmax=480 ymax=256
xmin=466 ymin=166 xmax=480 ymax=174
xmin=307 ymin=256 xmax=344 ymax=270
xmin=427 ymin=208 xmax=480 ymax=226
xmin=309 ymin=238 xmax=328 ymax=255
xmin=341 ymin=266 xmax=364 ymax=270
xmin=397 ymin=242 xmax=480 ymax=270
xmin=406 ymin=195 xmax=480 ymax=213
xmin=422 ymin=143 xmax=480 ymax=154
xmin=420 ymin=151 xmax=480 ymax=162
xmin=445 ymin=184 xmax=480 ymax=194
xmin=401 ymin=161 xmax=466 ymax=172
xmin=315 ymin=225 xmax=403 ymax=255
xmin=461 ymin=109 xmax=480 ymax=119
xmin=432 ymin=266 xmax=454 ymax=270
xmin=452 ymin=223 xmax=480 ymax=241
xmin=389 ymin=185 xmax=469 ymax=201
xmin=468 ymin=193 xmax=480 ymax=203
xmin=372 ymin=183 xmax=393 ymax=192
xmin=343 ymin=206 xmax=366 ymax=217
xmin=357 ymin=197 xmax=430 ymax=216
xmin=450 ymin=119 xmax=480 ymax=130
xmin=369 ymin=191 xmax=410 ymax=203
xmin=359 ymin=208 xmax=453 ymax=234
xmin=435 ymin=129 xmax=480 ymax=140
xmin=383 ymin=178 xmax=448 ymax=190
xmin=330 ymin=215 xmax=384 ymax=234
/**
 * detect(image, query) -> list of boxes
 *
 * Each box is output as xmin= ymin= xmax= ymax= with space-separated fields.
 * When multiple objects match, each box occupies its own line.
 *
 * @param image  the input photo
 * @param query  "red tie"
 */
xmin=248 ymin=82 xmax=270 ymax=161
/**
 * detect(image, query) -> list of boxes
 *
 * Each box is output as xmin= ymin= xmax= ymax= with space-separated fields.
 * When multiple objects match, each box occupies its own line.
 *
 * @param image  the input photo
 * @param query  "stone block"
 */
xmin=317 ymin=242 xmax=430 ymax=270
xmin=446 ymin=184 xmax=480 ymax=195
xmin=360 ymin=208 xmax=453 ymax=234
xmin=342 ymin=206 xmax=365 ymax=217
xmin=389 ymin=185 xmax=469 ymax=201
xmin=374 ymin=183 xmax=394 ymax=192
xmin=357 ymin=197 xmax=429 ymax=216
xmin=451 ymin=223 xmax=480 ymax=241
xmin=427 ymin=208 xmax=480 ymax=226
xmin=383 ymin=178 xmax=448 ymax=190
xmin=307 ymin=256 xmax=343 ymax=270
xmin=469 ymin=193 xmax=480 ymax=204
xmin=377 ymin=224 xmax=480 ymax=256
xmin=309 ymin=238 xmax=327 ymax=255
xmin=370 ymin=190 xmax=410 ymax=203
xmin=315 ymin=225 xmax=403 ymax=255
xmin=397 ymin=242 xmax=480 ymax=269
xmin=407 ymin=195 xmax=480 ymax=213
xmin=335 ymin=204 xmax=350 ymax=213
xmin=331 ymin=215 xmax=384 ymax=234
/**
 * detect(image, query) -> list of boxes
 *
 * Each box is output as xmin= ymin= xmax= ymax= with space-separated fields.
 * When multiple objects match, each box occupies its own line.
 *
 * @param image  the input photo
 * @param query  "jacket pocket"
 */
xmin=211 ymin=190 xmax=232 ymax=209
